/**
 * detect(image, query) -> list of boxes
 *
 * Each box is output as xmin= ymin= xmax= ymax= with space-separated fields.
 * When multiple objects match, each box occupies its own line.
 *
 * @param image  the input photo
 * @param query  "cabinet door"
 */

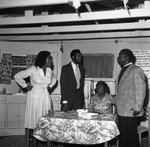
xmin=18 ymin=103 xmax=26 ymax=128
xmin=7 ymin=103 xmax=19 ymax=128
xmin=0 ymin=101 xmax=6 ymax=128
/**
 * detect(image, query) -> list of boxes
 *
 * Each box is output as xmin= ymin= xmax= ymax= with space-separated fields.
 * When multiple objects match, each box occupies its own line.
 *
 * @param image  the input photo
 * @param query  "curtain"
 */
xmin=83 ymin=53 xmax=114 ymax=78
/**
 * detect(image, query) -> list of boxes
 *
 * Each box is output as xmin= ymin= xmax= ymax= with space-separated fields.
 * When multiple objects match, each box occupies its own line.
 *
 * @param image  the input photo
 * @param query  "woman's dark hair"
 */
xmin=95 ymin=81 xmax=110 ymax=94
xmin=35 ymin=51 xmax=50 ymax=68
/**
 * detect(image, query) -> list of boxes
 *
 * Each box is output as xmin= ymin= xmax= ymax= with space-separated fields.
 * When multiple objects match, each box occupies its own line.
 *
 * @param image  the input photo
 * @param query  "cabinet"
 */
xmin=0 ymin=96 xmax=6 ymax=128
xmin=0 ymin=94 xmax=26 ymax=136
xmin=7 ymin=102 xmax=26 ymax=128
xmin=0 ymin=94 xmax=62 ymax=136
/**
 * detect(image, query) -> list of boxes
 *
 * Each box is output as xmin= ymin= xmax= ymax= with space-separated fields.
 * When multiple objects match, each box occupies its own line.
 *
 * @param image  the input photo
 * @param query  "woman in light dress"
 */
xmin=14 ymin=51 xmax=57 ymax=129
xmin=89 ymin=81 xmax=115 ymax=114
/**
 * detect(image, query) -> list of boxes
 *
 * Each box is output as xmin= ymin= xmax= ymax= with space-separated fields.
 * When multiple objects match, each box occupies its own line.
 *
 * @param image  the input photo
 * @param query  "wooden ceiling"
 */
xmin=0 ymin=0 xmax=149 ymax=42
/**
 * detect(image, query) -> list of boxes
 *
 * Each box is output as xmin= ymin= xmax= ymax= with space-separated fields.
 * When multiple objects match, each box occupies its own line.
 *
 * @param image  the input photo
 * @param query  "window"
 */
xmin=83 ymin=53 xmax=114 ymax=78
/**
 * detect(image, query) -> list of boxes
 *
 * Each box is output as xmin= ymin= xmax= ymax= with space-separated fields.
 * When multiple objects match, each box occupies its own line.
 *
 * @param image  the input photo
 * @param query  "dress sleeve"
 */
xmin=49 ymin=69 xmax=57 ymax=88
xmin=14 ymin=66 xmax=34 ymax=88
xmin=133 ymin=67 xmax=146 ymax=111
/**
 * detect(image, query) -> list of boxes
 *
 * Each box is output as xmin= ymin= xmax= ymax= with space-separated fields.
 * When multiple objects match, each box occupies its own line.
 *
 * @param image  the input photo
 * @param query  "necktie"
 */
xmin=75 ymin=64 xmax=80 ymax=89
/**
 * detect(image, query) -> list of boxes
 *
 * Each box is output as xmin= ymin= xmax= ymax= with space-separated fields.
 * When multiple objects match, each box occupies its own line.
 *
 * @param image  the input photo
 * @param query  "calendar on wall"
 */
xmin=133 ymin=50 xmax=150 ymax=78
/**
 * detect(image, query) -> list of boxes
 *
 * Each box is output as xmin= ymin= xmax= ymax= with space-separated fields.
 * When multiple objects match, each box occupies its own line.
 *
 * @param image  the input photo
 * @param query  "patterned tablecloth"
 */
xmin=33 ymin=111 xmax=120 ymax=145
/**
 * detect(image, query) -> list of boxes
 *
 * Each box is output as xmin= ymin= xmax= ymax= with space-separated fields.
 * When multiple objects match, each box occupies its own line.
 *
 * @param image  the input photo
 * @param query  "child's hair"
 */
xmin=95 ymin=81 xmax=110 ymax=94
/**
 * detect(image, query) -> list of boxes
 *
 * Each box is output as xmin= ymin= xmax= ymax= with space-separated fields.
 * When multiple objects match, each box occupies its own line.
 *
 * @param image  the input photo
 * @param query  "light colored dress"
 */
xmin=14 ymin=66 xmax=56 ymax=129
xmin=89 ymin=93 xmax=114 ymax=114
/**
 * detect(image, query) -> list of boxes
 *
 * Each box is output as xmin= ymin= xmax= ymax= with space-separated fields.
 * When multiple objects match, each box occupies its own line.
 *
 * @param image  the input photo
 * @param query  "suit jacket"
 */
xmin=60 ymin=62 xmax=85 ymax=108
xmin=116 ymin=64 xmax=146 ymax=117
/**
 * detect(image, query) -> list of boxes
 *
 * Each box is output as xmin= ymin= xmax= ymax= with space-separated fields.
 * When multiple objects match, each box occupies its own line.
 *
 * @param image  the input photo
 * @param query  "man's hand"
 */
xmin=133 ymin=110 xmax=140 ymax=116
xmin=130 ymin=108 xmax=140 ymax=116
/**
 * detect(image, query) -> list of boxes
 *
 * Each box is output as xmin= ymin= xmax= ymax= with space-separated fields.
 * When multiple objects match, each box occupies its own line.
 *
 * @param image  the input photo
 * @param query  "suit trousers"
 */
xmin=61 ymin=88 xmax=84 ymax=111
xmin=71 ymin=88 xmax=84 ymax=110
xmin=118 ymin=115 xmax=140 ymax=147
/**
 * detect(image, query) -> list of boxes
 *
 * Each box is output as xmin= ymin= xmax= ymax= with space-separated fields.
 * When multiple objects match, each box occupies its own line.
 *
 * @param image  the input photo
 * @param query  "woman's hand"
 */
xmin=47 ymin=86 xmax=52 ymax=94
xmin=26 ymin=85 xmax=33 ymax=91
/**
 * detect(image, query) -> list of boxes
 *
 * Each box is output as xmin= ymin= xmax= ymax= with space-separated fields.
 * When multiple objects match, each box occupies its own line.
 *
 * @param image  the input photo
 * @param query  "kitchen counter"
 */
xmin=0 ymin=93 xmax=26 ymax=95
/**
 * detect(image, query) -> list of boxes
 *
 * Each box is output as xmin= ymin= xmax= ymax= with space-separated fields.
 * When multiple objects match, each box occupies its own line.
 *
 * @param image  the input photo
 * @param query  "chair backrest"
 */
xmin=143 ymin=106 xmax=150 ymax=124
xmin=148 ymin=107 xmax=150 ymax=142
xmin=145 ymin=106 xmax=150 ymax=141
xmin=110 ymin=95 xmax=117 ymax=114
xmin=141 ymin=106 xmax=150 ymax=142
xmin=110 ymin=104 xmax=117 ymax=114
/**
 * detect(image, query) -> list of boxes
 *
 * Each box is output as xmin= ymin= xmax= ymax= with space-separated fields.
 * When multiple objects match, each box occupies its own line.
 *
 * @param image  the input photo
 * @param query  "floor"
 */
xmin=0 ymin=135 xmax=149 ymax=147
xmin=0 ymin=135 xmax=48 ymax=147
xmin=0 ymin=135 xmax=26 ymax=147
xmin=0 ymin=135 xmax=113 ymax=147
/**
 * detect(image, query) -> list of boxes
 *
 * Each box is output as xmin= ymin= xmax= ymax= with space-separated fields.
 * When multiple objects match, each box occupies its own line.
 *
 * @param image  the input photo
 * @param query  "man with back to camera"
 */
xmin=60 ymin=49 xmax=85 ymax=111
xmin=116 ymin=48 xmax=146 ymax=147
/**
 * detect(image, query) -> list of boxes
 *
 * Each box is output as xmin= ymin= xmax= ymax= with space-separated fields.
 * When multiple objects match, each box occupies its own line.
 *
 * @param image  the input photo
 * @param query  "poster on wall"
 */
xmin=133 ymin=50 xmax=150 ymax=78
xmin=0 ymin=53 xmax=12 ymax=84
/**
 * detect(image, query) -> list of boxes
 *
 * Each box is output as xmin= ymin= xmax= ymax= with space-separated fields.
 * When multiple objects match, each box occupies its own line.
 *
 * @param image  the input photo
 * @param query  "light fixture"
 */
xmin=68 ymin=0 xmax=81 ymax=16
xmin=60 ymin=41 xmax=63 ymax=53
xmin=123 ymin=0 xmax=130 ymax=15
xmin=146 ymin=19 xmax=150 ymax=23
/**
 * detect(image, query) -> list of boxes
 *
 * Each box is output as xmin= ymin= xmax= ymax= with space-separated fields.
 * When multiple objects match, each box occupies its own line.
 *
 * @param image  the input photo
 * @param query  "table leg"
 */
xmin=47 ymin=141 xmax=53 ymax=147
xmin=104 ymin=142 xmax=108 ymax=147
xmin=33 ymin=137 xmax=37 ymax=147
xmin=25 ymin=129 xmax=29 ymax=147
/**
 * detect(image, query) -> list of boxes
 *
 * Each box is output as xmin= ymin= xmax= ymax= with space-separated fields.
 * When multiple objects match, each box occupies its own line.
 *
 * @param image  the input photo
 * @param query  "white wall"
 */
xmin=0 ymin=41 xmax=61 ymax=94
xmin=1 ymin=38 xmax=150 ymax=126
xmin=62 ymin=38 xmax=150 ymax=77
xmin=61 ymin=38 xmax=150 ymax=127
xmin=1 ymin=38 xmax=150 ymax=93
xmin=62 ymin=39 xmax=117 ymax=77
xmin=61 ymin=37 xmax=150 ymax=104
xmin=1 ymin=37 xmax=150 ymax=98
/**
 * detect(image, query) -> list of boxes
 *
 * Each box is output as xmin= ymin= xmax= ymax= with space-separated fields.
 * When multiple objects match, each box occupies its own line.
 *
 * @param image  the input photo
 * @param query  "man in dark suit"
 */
xmin=116 ymin=49 xmax=146 ymax=147
xmin=60 ymin=49 xmax=85 ymax=111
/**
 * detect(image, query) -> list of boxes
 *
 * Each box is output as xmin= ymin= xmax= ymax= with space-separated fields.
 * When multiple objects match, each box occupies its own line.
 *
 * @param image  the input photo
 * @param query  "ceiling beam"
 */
xmin=0 ymin=22 xmax=149 ymax=35
xmin=0 ymin=30 xmax=150 ymax=41
xmin=0 ymin=0 xmax=102 ymax=9
xmin=0 ymin=9 xmax=149 ymax=26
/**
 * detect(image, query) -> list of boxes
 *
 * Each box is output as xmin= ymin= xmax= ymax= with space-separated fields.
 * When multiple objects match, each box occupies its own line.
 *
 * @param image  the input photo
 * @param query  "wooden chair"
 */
xmin=109 ymin=103 xmax=119 ymax=147
xmin=25 ymin=128 xmax=53 ymax=147
xmin=137 ymin=106 xmax=150 ymax=147
xmin=25 ymin=128 xmax=34 ymax=147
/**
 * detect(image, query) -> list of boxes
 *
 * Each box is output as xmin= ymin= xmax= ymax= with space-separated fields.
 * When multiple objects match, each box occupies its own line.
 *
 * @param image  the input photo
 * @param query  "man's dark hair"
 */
xmin=70 ymin=49 xmax=81 ymax=59
xmin=120 ymin=48 xmax=136 ymax=64
xmin=35 ymin=51 xmax=50 ymax=68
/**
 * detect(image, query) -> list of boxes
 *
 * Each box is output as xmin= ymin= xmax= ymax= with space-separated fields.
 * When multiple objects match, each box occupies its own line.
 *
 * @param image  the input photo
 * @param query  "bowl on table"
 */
xmin=77 ymin=109 xmax=88 ymax=116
